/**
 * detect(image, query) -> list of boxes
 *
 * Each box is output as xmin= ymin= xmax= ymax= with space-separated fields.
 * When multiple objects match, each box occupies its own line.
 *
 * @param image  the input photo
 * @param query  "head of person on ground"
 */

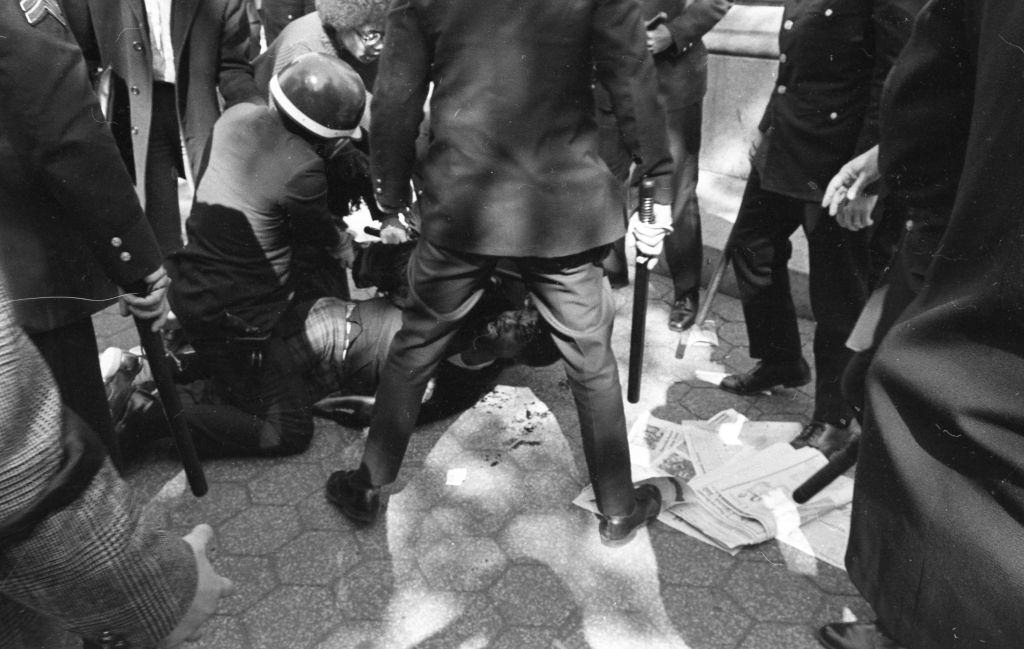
xmin=317 ymin=0 xmax=387 ymax=64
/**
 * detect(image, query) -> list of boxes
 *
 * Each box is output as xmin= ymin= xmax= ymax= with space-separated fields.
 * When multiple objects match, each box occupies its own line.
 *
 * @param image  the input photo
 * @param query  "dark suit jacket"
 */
xmin=0 ymin=0 xmax=162 ymax=333
xmin=370 ymin=0 xmax=673 ymax=258
xmin=643 ymin=0 xmax=733 ymax=109
xmin=848 ymin=1 xmax=1024 ymax=647
xmin=753 ymin=0 xmax=922 ymax=202
xmin=72 ymin=0 xmax=262 ymax=200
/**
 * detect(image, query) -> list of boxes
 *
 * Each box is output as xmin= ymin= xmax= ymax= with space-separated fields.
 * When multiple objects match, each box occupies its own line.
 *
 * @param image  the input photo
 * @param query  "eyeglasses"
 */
xmin=355 ymin=29 xmax=383 ymax=47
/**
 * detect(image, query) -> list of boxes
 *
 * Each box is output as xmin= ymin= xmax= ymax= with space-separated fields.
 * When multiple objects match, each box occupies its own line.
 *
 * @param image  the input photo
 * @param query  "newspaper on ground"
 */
xmin=574 ymin=410 xmax=852 ymax=568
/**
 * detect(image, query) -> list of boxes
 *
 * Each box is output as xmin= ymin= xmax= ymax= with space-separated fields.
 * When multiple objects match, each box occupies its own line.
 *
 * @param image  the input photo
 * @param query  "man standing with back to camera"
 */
xmin=324 ymin=0 xmax=676 ymax=542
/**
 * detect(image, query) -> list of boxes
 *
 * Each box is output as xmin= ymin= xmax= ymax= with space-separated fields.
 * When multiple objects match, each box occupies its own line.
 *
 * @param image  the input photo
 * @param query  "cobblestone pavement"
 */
xmin=89 ymin=271 xmax=870 ymax=649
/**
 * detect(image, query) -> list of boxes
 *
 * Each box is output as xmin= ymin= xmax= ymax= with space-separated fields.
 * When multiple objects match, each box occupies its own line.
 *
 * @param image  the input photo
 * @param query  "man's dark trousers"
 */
xmin=730 ymin=168 xmax=870 ymax=426
xmin=362 ymin=238 xmax=636 ymax=517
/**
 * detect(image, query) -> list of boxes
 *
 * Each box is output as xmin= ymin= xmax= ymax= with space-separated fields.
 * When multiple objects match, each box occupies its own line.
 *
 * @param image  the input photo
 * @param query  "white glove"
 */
xmin=628 ymin=202 xmax=673 ymax=269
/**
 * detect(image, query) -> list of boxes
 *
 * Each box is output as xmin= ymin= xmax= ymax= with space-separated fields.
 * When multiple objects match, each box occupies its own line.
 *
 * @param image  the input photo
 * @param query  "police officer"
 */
xmin=0 ymin=0 xmax=170 ymax=471
xmin=718 ymin=0 xmax=924 ymax=454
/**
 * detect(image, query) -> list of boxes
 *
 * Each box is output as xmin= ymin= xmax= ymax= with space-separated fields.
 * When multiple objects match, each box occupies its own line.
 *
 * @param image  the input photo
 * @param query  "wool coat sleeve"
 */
xmin=0 ymin=276 xmax=197 ymax=648
xmin=369 ymin=0 xmax=431 ymax=213
xmin=217 ymin=0 xmax=266 ymax=107
xmin=592 ymin=0 xmax=674 ymax=201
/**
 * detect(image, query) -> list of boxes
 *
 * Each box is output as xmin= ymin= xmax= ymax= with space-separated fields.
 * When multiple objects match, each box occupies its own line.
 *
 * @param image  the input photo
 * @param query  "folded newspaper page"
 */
xmin=574 ymin=411 xmax=852 ymax=568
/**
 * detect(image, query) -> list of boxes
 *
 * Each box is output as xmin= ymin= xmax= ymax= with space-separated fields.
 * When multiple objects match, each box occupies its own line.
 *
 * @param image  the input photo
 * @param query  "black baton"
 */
xmin=792 ymin=437 xmax=859 ymax=504
xmin=627 ymin=178 xmax=656 ymax=403
xmin=129 ymin=282 xmax=207 ymax=497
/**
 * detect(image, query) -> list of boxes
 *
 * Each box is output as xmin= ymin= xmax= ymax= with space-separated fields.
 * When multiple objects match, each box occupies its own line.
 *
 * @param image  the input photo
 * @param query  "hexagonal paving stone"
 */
xmin=276 ymin=530 xmax=360 ymax=585
xmin=806 ymin=562 xmax=862 ymax=596
xmin=813 ymin=594 xmax=875 ymax=630
xmin=713 ymin=295 xmax=746 ymax=323
xmin=649 ymin=526 xmax=738 ymax=588
xmin=418 ymin=536 xmax=508 ymax=592
xmin=737 ymin=621 xmax=822 ymax=649
xmin=415 ymin=595 xmax=505 ymax=649
xmin=190 ymin=614 xmax=248 ymax=649
xmin=213 ymin=555 xmax=279 ymax=615
xmin=247 ymin=460 xmax=328 ymax=505
xmin=685 ymin=386 xmax=758 ymax=420
xmin=219 ymin=505 xmax=301 ymax=555
xmin=724 ymin=561 xmax=824 ymax=623
xmin=491 ymin=626 xmax=561 ymax=649
xmin=242 ymin=585 xmax=339 ymax=649
xmin=337 ymin=559 xmax=395 ymax=621
xmin=170 ymin=481 xmax=250 ymax=527
xmin=717 ymin=321 xmax=752 ymax=347
xmin=203 ymin=457 xmax=263 ymax=482
xmin=517 ymin=470 xmax=583 ymax=514
xmin=662 ymin=584 xmax=751 ymax=649
xmin=489 ymin=564 xmax=574 ymax=627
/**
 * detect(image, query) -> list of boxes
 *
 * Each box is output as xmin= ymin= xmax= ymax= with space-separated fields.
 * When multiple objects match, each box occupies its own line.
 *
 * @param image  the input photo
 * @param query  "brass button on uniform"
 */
xmin=130 ymin=85 xmax=140 ymax=95
xmin=131 ymin=127 xmax=139 ymax=135
xmin=132 ymin=40 xmax=144 ymax=52
xmin=905 ymin=220 xmax=914 ymax=231
xmin=829 ymin=111 xmax=838 ymax=120
xmin=779 ymin=53 xmax=788 ymax=63
xmin=777 ymin=85 xmax=787 ymax=95
xmin=119 ymin=251 xmax=132 ymax=262
xmin=783 ymin=19 xmax=794 ymax=30
xmin=110 ymin=237 xmax=123 ymax=247
xmin=824 ymin=8 xmax=834 ymax=17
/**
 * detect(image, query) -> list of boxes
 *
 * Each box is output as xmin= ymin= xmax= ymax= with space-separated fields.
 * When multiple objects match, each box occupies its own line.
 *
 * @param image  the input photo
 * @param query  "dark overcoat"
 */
xmin=369 ymin=0 xmax=673 ymax=258
xmin=72 ymin=0 xmax=261 ymax=199
xmin=0 ymin=0 xmax=162 ymax=333
xmin=849 ymin=0 xmax=1024 ymax=647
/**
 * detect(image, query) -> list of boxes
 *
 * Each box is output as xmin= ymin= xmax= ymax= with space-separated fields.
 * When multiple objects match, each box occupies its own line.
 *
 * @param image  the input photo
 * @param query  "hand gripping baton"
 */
xmin=129 ymin=284 xmax=208 ymax=497
xmin=627 ymin=177 xmax=656 ymax=403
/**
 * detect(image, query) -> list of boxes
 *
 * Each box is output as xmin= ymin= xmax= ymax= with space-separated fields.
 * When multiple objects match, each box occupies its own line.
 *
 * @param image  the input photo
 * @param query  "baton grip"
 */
xmin=792 ymin=437 xmax=859 ymax=504
xmin=627 ymin=178 xmax=657 ymax=403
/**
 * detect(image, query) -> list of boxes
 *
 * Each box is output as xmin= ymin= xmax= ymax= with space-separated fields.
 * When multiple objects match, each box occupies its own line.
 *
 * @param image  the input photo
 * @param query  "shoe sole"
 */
xmin=720 ymin=377 xmax=810 ymax=396
xmin=325 ymin=490 xmax=381 ymax=525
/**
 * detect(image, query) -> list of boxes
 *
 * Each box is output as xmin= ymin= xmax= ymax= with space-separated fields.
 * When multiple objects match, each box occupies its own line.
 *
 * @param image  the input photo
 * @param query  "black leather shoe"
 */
xmin=325 ymin=469 xmax=382 ymax=524
xmin=668 ymin=290 xmax=699 ymax=332
xmin=720 ymin=358 xmax=811 ymax=395
xmin=792 ymin=421 xmax=858 ymax=459
xmin=598 ymin=484 xmax=661 ymax=543
xmin=816 ymin=621 xmax=903 ymax=649
xmin=312 ymin=395 xmax=376 ymax=428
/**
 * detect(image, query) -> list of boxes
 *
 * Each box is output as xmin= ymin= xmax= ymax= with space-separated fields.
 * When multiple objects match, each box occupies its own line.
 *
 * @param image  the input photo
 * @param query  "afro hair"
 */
xmin=316 ymin=0 xmax=389 ymax=32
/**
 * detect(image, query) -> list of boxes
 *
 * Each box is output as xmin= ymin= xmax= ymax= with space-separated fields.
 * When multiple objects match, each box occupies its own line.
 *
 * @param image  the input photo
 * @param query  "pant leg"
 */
xmin=730 ymin=169 xmax=805 ymax=362
xmin=519 ymin=248 xmax=634 ymax=517
xmin=805 ymin=207 xmax=870 ymax=425
xmin=360 ymin=239 xmax=497 ymax=487
xmin=183 ymin=335 xmax=313 ymax=457
xmin=145 ymin=82 xmax=184 ymax=257
xmin=29 ymin=317 xmax=120 ymax=470
xmin=663 ymin=102 xmax=704 ymax=299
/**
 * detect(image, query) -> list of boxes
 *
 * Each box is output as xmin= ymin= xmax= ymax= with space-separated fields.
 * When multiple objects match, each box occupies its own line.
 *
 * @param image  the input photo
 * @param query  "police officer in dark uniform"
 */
xmin=718 ymin=0 xmax=924 ymax=453
xmin=0 ymin=0 xmax=170 ymax=471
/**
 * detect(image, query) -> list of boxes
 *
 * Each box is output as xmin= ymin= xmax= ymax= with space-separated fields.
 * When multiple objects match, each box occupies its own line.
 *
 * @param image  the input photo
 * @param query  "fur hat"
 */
xmin=316 ymin=0 xmax=389 ymax=32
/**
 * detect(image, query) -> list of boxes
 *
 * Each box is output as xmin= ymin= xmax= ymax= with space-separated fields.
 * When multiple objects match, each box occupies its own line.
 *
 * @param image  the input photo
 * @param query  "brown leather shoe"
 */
xmin=720 ymin=358 xmax=811 ymax=395
xmin=598 ymin=484 xmax=661 ymax=543
xmin=817 ymin=621 xmax=903 ymax=649
xmin=792 ymin=421 xmax=859 ymax=459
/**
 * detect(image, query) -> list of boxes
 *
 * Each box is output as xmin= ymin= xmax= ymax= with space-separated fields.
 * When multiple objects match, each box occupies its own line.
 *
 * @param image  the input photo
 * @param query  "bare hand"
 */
xmin=629 ymin=202 xmax=673 ymax=269
xmin=120 ymin=266 xmax=170 ymax=331
xmin=158 ymin=524 xmax=234 ymax=648
xmin=646 ymin=25 xmax=672 ymax=55
xmin=835 ymin=194 xmax=878 ymax=231
xmin=822 ymin=146 xmax=881 ymax=220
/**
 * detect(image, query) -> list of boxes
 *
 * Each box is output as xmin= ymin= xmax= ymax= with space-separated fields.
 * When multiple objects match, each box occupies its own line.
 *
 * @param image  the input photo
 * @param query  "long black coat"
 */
xmin=849 ymin=1 xmax=1024 ymax=647
xmin=369 ymin=0 xmax=673 ymax=258
xmin=753 ymin=0 xmax=922 ymax=202
xmin=0 ymin=2 xmax=162 ymax=333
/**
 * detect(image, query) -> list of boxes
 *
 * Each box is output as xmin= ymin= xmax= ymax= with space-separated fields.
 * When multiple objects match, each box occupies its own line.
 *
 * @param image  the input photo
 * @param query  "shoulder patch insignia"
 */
xmin=20 ymin=0 xmax=67 ymax=26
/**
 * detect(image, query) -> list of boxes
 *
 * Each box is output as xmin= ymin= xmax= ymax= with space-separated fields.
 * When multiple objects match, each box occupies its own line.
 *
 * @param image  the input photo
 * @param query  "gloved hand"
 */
xmin=120 ymin=266 xmax=170 ymax=332
xmin=628 ymin=202 xmax=673 ymax=269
